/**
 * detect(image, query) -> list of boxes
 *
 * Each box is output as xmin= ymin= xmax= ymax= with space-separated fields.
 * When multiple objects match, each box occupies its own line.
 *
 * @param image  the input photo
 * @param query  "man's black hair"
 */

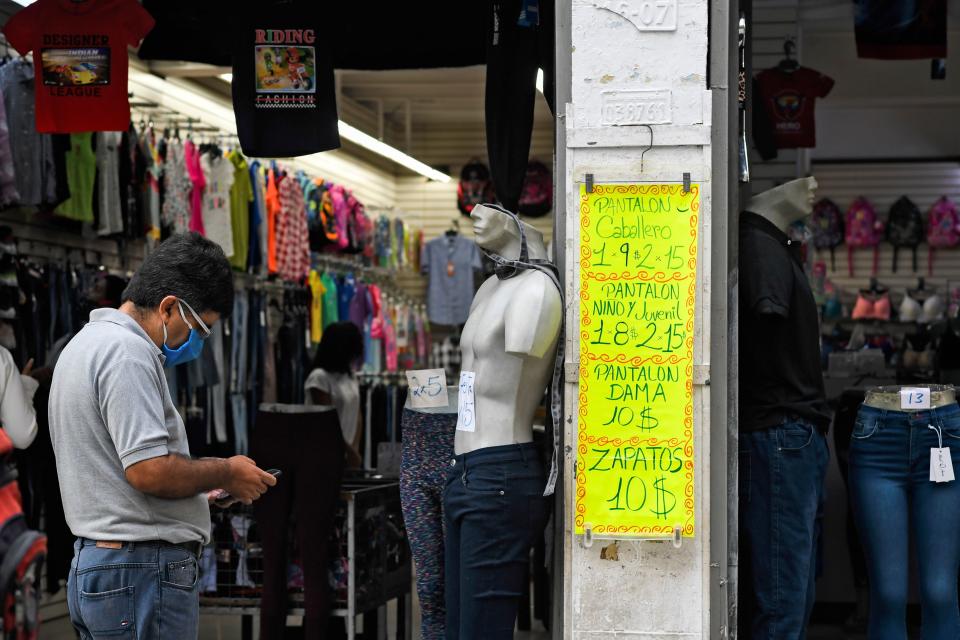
xmin=312 ymin=322 xmax=364 ymax=374
xmin=122 ymin=233 xmax=234 ymax=317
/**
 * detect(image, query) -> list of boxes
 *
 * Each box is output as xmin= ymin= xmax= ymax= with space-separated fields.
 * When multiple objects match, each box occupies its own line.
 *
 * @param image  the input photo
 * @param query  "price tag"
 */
xmin=930 ymin=447 xmax=956 ymax=483
xmin=900 ymin=387 xmax=930 ymax=410
xmin=305 ymin=327 xmax=311 ymax=349
xmin=405 ymin=368 xmax=448 ymax=409
xmin=456 ymin=371 xmax=476 ymax=432
xmin=259 ymin=310 xmax=267 ymax=328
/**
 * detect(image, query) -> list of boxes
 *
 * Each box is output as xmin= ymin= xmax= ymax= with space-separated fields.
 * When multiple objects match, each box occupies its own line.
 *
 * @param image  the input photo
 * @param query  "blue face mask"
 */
xmin=161 ymin=300 xmax=209 ymax=368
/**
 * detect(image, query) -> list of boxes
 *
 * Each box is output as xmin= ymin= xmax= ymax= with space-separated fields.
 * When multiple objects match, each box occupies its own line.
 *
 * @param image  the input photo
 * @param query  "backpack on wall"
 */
xmin=456 ymin=160 xmax=496 ymax=217
xmin=517 ymin=160 xmax=553 ymax=218
xmin=927 ymin=196 xmax=960 ymax=276
xmin=810 ymin=199 xmax=844 ymax=271
xmin=886 ymin=196 xmax=924 ymax=273
xmin=0 ymin=429 xmax=45 ymax=640
xmin=845 ymin=197 xmax=883 ymax=277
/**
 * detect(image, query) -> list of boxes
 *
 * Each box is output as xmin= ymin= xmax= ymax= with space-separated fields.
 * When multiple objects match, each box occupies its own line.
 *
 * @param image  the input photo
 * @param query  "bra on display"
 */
xmin=902 ymin=348 xmax=936 ymax=371
xmin=852 ymin=293 xmax=891 ymax=321
xmin=899 ymin=293 xmax=945 ymax=324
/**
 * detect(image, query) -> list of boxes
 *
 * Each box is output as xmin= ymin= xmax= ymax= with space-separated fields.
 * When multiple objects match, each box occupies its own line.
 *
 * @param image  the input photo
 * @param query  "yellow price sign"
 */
xmin=576 ymin=183 xmax=699 ymax=538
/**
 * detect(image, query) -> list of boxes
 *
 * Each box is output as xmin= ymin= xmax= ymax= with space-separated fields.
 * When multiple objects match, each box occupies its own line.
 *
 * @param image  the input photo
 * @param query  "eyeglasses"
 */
xmin=177 ymin=299 xmax=211 ymax=339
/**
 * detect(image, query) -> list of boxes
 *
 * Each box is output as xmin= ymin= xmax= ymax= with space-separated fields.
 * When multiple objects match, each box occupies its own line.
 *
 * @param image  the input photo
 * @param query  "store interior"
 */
xmin=0 ymin=0 xmax=558 ymax=638
xmin=745 ymin=1 xmax=959 ymax=638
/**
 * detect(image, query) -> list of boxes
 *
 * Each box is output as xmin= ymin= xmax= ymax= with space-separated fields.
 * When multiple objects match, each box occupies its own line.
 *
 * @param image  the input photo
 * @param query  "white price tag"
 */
xmin=456 ymin=371 xmax=476 ymax=432
xmin=900 ymin=387 xmax=931 ymax=410
xmin=930 ymin=447 xmax=956 ymax=483
xmin=405 ymin=368 xmax=448 ymax=409
xmin=305 ymin=328 xmax=311 ymax=349
xmin=259 ymin=310 xmax=267 ymax=328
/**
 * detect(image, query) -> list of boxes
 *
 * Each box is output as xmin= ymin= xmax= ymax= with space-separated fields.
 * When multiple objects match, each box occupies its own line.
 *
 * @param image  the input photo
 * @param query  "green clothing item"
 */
xmin=320 ymin=272 xmax=339 ymax=329
xmin=228 ymin=151 xmax=253 ymax=271
xmin=55 ymin=133 xmax=96 ymax=222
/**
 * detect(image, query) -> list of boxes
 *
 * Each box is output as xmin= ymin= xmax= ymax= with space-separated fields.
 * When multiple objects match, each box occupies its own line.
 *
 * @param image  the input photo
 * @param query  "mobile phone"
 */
xmin=214 ymin=469 xmax=282 ymax=504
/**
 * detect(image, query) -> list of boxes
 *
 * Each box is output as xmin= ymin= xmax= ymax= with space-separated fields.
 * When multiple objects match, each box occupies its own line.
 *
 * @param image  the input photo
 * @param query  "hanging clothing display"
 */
xmin=421 ymin=234 xmax=482 ymax=326
xmin=754 ymin=66 xmax=834 ymax=150
xmin=200 ymin=151 xmax=236 ymax=258
xmin=94 ymin=131 xmax=124 ymax=236
xmin=0 ymin=60 xmax=57 ymax=207
xmin=228 ymin=151 xmax=253 ymax=271
xmin=54 ymin=133 xmax=95 ymax=222
xmin=2 ymin=0 xmax=155 ymax=133
xmin=162 ymin=137 xmax=192 ymax=234
xmin=275 ymin=175 xmax=310 ymax=282
xmin=228 ymin=2 xmax=340 ymax=158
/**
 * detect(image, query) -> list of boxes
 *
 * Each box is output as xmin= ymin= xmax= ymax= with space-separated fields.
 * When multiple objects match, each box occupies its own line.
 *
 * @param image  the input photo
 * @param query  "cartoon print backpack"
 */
xmin=845 ymin=197 xmax=883 ymax=277
xmin=517 ymin=160 xmax=553 ymax=218
xmin=328 ymin=185 xmax=352 ymax=250
xmin=306 ymin=180 xmax=338 ymax=251
xmin=810 ymin=198 xmax=844 ymax=271
xmin=456 ymin=160 xmax=496 ymax=217
xmin=0 ymin=429 xmax=45 ymax=640
xmin=927 ymin=196 xmax=960 ymax=276
xmin=886 ymin=196 xmax=924 ymax=273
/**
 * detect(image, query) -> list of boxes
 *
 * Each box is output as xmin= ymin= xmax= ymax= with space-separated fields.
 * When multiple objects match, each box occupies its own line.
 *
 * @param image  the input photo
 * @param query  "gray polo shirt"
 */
xmin=49 ymin=308 xmax=210 ymax=544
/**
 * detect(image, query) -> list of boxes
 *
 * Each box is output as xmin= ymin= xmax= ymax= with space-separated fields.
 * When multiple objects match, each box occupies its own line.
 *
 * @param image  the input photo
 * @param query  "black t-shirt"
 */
xmin=230 ymin=3 xmax=340 ymax=158
xmin=739 ymin=212 xmax=831 ymax=431
xmin=139 ymin=0 xmax=231 ymax=66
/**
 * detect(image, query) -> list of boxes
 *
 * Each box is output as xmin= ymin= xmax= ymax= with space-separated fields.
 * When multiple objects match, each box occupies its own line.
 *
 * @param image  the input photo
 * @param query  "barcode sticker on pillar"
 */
xmin=930 ymin=447 xmax=955 ymax=483
xmin=901 ymin=387 xmax=930 ymax=410
xmin=405 ymin=368 xmax=448 ymax=409
xmin=456 ymin=371 xmax=476 ymax=432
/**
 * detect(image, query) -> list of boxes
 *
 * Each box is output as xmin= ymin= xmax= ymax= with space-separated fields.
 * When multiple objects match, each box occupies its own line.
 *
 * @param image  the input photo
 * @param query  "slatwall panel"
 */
xmin=811 ymin=161 xmax=960 ymax=306
xmin=749 ymin=2 xmax=801 ymax=196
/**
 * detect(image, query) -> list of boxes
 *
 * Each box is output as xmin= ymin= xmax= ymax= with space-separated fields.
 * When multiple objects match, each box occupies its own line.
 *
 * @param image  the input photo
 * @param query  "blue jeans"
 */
xmin=849 ymin=404 xmax=960 ymax=640
xmin=739 ymin=420 xmax=830 ymax=640
xmin=67 ymin=539 xmax=200 ymax=639
xmin=443 ymin=443 xmax=549 ymax=640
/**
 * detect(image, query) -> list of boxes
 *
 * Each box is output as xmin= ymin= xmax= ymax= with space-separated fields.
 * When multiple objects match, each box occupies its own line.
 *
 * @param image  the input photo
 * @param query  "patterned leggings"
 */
xmin=400 ymin=409 xmax=457 ymax=640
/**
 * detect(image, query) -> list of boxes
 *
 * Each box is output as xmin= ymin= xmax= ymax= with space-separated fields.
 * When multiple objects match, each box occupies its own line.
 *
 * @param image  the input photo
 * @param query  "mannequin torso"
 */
xmin=746 ymin=176 xmax=819 ymax=232
xmin=455 ymin=206 xmax=562 ymax=454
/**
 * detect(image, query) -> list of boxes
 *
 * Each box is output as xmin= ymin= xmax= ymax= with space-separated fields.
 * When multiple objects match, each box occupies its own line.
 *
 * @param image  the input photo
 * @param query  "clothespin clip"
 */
xmin=583 ymin=523 xmax=594 ymax=548
xmin=585 ymin=173 xmax=594 ymax=194
xmin=682 ymin=173 xmax=691 ymax=194
xmin=673 ymin=524 xmax=683 ymax=548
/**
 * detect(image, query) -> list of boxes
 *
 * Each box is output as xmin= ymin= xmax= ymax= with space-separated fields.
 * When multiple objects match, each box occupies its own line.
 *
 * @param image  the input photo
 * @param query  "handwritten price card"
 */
xmin=576 ymin=183 xmax=698 ymax=538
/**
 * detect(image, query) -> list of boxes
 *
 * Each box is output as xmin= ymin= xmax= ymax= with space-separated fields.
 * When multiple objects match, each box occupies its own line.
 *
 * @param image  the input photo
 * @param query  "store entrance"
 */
xmin=737 ymin=1 xmax=959 ymax=638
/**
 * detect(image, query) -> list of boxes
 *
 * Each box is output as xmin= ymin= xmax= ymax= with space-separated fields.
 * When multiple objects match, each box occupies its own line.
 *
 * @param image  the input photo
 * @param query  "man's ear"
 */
xmin=158 ymin=295 xmax=179 ymax=323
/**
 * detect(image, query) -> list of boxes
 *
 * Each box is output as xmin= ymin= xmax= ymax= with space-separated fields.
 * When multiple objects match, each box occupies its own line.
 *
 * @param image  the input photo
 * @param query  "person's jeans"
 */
xmin=443 ymin=443 xmax=549 ymax=640
xmin=67 ymin=539 xmax=200 ymax=640
xmin=849 ymin=404 xmax=960 ymax=640
xmin=738 ymin=419 xmax=830 ymax=640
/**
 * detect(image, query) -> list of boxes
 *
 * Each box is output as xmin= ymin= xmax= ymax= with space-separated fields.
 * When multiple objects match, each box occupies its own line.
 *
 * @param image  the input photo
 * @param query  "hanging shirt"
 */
xmin=0 ymin=87 xmax=19 ymax=207
xmin=140 ymin=130 xmax=162 ymax=246
xmin=228 ymin=2 xmax=340 ymax=158
xmin=421 ymin=234 xmax=483 ymax=326
xmin=247 ymin=160 xmax=267 ymax=271
xmin=754 ymin=67 xmax=834 ymax=150
xmin=320 ymin=272 xmax=339 ymax=329
xmin=338 ymin=274 xmax=356 ymax=322
xmin=162 ymin=138 xmax=192 ymax=234
xmin=275 ymin=175 xmax=309 ymax=281
xmin=184 ymin=139 xmax=205 ymax=235
xmin=201 ymin=153 xmax=235 ymax=258
xmin=2 ymin=0 xmax=155 ymax=133
xmin=95 ymin=131 xmax=124 ymax=236
xmin=55 ymin=133 xmax=96 ymax=222
xmin=308 ymin=270 xmax=324 ymax=343
xmin=265 ymin=170 xmax=280 ymax=274
xmin=347 ymin=282 xmax=369 ymax=332
xmin=0 ymin=60 xmax=57 ymax=207
xmin=228 ymin=151 xmax=253 ymax=270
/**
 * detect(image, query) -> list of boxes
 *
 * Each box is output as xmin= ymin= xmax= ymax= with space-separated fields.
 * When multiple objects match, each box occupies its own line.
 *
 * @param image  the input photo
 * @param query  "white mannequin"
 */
xmin=746 ymin=176 xmax=819 ymax=232
xmin=456 ymin=205 xmax=562 ymax=455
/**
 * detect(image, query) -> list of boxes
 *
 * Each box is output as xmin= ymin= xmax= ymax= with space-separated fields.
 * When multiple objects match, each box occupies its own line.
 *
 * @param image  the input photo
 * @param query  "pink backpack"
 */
xmin=927 ymin=196 xmax=960 ymax=275
xmin=328 ymin=185 xmax=351 ymax=250
xmin=845 ymin=197 xmax=883 ymax=277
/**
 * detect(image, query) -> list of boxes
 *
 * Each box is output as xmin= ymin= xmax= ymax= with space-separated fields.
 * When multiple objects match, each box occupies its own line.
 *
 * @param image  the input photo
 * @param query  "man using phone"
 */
xmin=49 ymin=233 xmax=277 ymax=640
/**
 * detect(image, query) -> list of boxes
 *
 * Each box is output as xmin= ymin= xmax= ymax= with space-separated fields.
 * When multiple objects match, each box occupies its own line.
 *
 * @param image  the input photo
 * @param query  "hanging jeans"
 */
xmin=849 ymin=402 xmax=960 ymax=640
xmin=738 ymin=419 xmax=829 ymax=640
xmin=443 ymin=442 xmax=549 ymax=640
xmin=252 ymin=407 xmax=345 ymax=640
xmin=400 ymin=409 xmax=457 ymax=640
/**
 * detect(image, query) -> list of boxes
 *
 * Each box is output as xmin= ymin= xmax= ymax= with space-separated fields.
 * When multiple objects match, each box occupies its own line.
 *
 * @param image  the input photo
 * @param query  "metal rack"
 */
xmin=199 ymin=479 xmax=411 ymax=640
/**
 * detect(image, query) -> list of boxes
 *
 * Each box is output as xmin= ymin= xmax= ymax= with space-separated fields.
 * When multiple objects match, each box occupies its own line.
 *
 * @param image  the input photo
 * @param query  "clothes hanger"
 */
xmin=860 ymin=278 xmax=888 ymax=296
xmin=778 ymin=39 xmax=799 ymax=73
xmin=908 ymin=277 xmax=931 ymax=300
xmin=445 ymin=218 xmax=460 ymax=238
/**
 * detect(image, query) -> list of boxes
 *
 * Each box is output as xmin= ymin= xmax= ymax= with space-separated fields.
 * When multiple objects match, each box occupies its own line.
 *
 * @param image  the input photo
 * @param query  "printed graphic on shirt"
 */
xmin=253 ymin=29 xmax=317 ymax=110
xmin=41 ymin=47 xmax=110 ymax=87
xmin=772 ymin=91 xmax=802 ymax=121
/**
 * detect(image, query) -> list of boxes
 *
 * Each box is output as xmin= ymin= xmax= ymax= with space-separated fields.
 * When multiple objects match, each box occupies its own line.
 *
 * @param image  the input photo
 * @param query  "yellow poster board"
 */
xmin=576 ymin=183 xmax=699 ymax=538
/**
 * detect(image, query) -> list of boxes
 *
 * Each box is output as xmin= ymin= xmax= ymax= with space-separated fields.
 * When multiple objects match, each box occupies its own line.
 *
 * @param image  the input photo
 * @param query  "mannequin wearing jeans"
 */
xmin=849 ymin=386 xmax=960 ymax=639
xmin=444 ymin=204 xmax=560 ymax=640
xmin=739 ymin=178 xmax=832 ymax=639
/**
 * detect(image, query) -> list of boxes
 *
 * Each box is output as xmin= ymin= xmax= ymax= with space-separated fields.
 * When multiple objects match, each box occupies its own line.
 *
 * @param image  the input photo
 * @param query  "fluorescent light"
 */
xmin=219 ymin=73 xmax=233 ymax=83
xmin=338 ymin=121 xmax=451 ymax=182
xmin=536 ymin=68 xmax=544 ymax=94
xmin=10 ymin=0 xmax=35 ymax=5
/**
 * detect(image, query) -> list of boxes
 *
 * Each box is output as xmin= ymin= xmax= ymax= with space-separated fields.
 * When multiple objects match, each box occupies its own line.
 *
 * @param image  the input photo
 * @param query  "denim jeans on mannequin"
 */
xmin=738 ymin=419 xmax=829 ymax=640
xmin=849 ymin=404 xmax=960 ymax=640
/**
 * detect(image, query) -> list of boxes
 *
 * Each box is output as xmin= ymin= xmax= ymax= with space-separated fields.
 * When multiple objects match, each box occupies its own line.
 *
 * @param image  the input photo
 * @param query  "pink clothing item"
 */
xmin=384 ymin=310 xmax=398 ymax=372
xmin=276 ymin=176 xmax=310 ymax=282
xmin=851 ymin=294 xmax=891 ymax=321
xmin=184 ymin=140 xmax=206 ymax=235
xmin=368 ymin=285 xmax=384 ymax=339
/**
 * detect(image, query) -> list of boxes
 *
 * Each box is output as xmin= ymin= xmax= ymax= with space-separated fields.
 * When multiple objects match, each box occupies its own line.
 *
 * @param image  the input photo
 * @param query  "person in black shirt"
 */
xmin=738 ymin=177 xmax=831 ymax=640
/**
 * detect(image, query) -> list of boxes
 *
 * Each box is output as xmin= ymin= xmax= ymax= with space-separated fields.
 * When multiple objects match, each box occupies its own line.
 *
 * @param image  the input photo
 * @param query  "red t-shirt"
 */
xmin=3 ymin=0 xmax=154 ymax=133
xmin=755 ymin=67 xmax=834 ymax=149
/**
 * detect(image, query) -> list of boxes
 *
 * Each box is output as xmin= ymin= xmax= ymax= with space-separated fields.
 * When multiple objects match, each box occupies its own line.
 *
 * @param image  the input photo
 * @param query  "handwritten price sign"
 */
xmin=405 ymin=369 xmax=448 ymax=409
xmin=576 ymin=183 xmax=698 ymax=538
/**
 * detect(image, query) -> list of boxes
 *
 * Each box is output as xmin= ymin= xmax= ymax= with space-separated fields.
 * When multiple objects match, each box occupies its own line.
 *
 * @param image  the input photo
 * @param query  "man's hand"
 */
xmin=207 ymin=490 xmax=238 ymax=509
xmin=222 ymin=456 xmax=277 ymax=505
xmin=21 ymin=359 xmax=53 ymax=385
